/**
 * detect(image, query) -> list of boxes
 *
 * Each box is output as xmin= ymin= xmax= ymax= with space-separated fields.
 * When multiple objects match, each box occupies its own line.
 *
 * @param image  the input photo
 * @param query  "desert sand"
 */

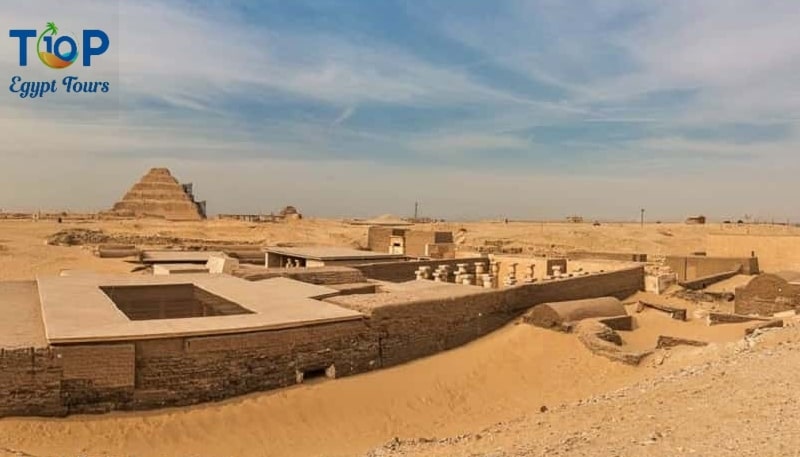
xmin=0 ymin=218 xmax=795 ymax=456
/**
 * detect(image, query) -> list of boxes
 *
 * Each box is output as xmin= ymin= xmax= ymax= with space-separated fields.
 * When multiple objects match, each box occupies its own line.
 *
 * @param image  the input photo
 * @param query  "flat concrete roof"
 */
xmin=0 ymin=281 xmax=47 ymax=349
xmin=37 ymin=274 xmax=362 ymax=344
xmin=266 ymin=246 xmax=405 ymax=261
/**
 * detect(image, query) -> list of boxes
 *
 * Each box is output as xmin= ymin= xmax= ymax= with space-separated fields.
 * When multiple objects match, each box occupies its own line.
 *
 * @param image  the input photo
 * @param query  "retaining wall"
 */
xmin=0 ymin=266 xmax=642 ymax=417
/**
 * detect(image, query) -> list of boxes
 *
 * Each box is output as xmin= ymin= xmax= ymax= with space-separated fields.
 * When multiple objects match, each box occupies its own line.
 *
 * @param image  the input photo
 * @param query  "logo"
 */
xmin=7 ymin=22 xmax=112 ymax=99
xmin=9 ymin=21 xmax=109 ymax=68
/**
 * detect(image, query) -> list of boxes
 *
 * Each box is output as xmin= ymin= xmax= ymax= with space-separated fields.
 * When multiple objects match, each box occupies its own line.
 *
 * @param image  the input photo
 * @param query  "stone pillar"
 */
xmin=438 ymin=265 xmax=451 ymax=282
xmin=455 ymin=263 xmax=468 ymax=284
xmin=420 ymin=265 xmax=432 ymax=280
xmin=505 ymin=262 xmax=518 ymax=287
xmin=553 ymin=265 xmax=562 ymax=278
xmin=415 ymin=268 xmax=425 ymax=280
xmin=491 ymin=262 xmax=500 ymax=288
xmin=523 ymin=263 xmax=535 ymax=283
xmin=461 ymin=274 xmax=474 ymax=286
xmin=482 ymin=274 xmax=494 ymax=289
xmin=433 ymin=271 xmax=442 ymax=282
xmin=475 ymin=262 xmax=486 ymax=276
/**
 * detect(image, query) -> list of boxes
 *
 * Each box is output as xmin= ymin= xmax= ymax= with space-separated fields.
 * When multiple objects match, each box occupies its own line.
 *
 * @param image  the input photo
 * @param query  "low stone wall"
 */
xmin=665 ymin=255 xmax=759 ymax=281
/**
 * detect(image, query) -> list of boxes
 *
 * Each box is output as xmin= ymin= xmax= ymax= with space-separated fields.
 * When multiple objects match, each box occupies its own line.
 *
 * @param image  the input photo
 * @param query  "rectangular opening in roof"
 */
xmin=99 ymin=283 xmax=254 ymax=321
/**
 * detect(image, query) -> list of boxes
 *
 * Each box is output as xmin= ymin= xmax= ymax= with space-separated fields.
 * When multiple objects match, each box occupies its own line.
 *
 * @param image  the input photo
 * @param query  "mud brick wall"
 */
xmin=354 ymin=257 xmax=489 ymax=282
xmin=665 ymin=255 xmax=759 ymax=281
xmin=404 ymin=231 xmax=437 ymax=257
xmin=55 ymin=344 xmax=135 ymax=414
xmin=367 ymin=226 xmax=395 ymax=252
xmin=0 ymin=347 xmax=64 ymax=417
xmin=502 ymin=267 xmax=644 ymax=313
xmin=234 ymin=266 xmax=366 ymax=285
xmin=373 ymin=267 xmax=644 ymax=367
xmin=567 ymin=251 xmax=648 ymax=262
xmin=370 ymin=291 xmax=513 ymax=366
xmin=131 ymin=319 xmax=379 ymax=409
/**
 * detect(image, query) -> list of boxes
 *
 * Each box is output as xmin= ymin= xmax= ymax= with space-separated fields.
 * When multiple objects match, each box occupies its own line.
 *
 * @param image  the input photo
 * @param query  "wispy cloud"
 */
xmin=2 ymin=0 xmax=800 ymax=220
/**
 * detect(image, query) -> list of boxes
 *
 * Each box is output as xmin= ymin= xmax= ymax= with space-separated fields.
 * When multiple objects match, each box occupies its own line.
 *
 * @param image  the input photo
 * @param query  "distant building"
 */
xmin=685 ymin=215 xmax=706 ymax=224
xmin=265 ymin=246 xmax=404 ymax=267
xmin=566 ymin=216 xmax=584 ymax=223
xmin=367 ymin=226 xmax=455 ymax=258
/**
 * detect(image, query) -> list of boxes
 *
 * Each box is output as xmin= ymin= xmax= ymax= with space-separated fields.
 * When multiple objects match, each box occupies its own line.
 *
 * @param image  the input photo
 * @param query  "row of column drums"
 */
xmin=414 ymin=262 xmax=595 ymax=288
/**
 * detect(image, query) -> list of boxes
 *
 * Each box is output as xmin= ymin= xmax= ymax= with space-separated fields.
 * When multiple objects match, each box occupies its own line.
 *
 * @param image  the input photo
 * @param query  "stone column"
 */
xmin=505 ymin=262 xmax=518 ymax=286
xmin=491 ymin=262 xmax=500 ymax=288
xmin=455 ymin=263 xmax=468 ymax=284
xmin=523 ymin=263 xmax=536 ymax=283
xmin=438 ymin=265 xmax=451 ymax=282
xmin=420 ymin=265 xmax=432 ymax=280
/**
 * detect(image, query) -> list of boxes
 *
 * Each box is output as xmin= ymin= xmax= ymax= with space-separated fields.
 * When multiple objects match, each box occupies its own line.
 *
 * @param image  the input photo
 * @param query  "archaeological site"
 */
xmin=0 ymin=168 xmax=800 ymax=432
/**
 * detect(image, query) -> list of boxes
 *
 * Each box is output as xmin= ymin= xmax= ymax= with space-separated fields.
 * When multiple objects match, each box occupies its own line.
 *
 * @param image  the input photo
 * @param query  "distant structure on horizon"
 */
xmin=685 ymin=215 xmax=707 ymax=225
xmin=103 ymin=168 xmax=206 ymax=221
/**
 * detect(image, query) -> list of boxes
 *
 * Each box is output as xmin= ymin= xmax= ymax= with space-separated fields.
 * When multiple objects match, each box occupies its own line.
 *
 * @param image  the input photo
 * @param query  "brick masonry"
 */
xmin=0 ymin=266 xmax=643 ymax=417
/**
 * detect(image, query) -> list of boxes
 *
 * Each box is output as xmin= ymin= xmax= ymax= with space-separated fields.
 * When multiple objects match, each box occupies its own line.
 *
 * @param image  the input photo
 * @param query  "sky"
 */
xmin=1 ymin=0 xmax=800 ymax=221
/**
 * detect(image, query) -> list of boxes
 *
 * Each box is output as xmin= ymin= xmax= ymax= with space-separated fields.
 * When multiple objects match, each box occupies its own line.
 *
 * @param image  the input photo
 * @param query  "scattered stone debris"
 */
xmin=656 ymin=335 xmax=709 ymax=349
xmin=47 ymin=228 xmax=262 ymax=250
xmin=636 ymin=300 xmax=687 ymax=321
xmin=744 ymin=319 xmax=783 ymax=336
xmin=47 ymin=228 xmax=110 ymax=246
xmin=707 ymin=312 xmax=771 ymax=326
xmin=524 ymin=297 xmax=627 ymax=330
xmin=575 ymin=320 xmax=651 ymax=366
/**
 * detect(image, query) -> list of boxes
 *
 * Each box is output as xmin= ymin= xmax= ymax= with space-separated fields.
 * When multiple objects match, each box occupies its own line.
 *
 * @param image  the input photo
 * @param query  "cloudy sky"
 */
xmin=1 ymin=0 xmax=799 ymax=221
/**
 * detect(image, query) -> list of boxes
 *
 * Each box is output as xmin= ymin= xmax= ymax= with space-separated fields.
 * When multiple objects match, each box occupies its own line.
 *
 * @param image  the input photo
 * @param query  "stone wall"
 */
xmin=234 ymin=265 xmax=367 ymax=285
xmin=665 ymin=255 xmax=759 ymax=281
xmin=132 ymin=320 xmax=378 ymax=409
xmin=0 ymin=266 xmax=642 ymax=417
xmin=367 ymin=226 xmax=396 ymax=253
xmin=354 ymin=257 xmax=489 ymax=282
xmin=57 ymin=344 xmax=135 ymax=414
xmin=358 ymin=266 xmax=644 ymax=367
xmin=404 ymin=231 xmax=437 ymax=257
xmin=0 ymin=347 xmax=63 ymax=416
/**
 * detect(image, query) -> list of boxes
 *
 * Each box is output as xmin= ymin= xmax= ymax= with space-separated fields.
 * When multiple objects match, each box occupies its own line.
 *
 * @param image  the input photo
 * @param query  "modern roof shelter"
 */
xmin=36 ymin=273 xmax=363 ymax=344
xmin=265 ymin=246 xmax=405 ymax=268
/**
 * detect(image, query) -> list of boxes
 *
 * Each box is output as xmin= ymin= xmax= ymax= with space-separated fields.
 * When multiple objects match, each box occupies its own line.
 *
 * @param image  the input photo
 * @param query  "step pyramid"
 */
xmin=106 ymin=168 xmax=206 ymax=220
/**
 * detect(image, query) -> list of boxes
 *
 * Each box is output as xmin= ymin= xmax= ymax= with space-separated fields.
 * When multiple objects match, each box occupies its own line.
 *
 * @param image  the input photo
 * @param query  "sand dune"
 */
xmin=1 ymin=323 xmax=646 ymax=457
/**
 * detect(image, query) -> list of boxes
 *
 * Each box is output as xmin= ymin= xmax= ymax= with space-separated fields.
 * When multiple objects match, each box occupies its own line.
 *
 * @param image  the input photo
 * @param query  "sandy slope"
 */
xmin=364 ymin=325 xmax=800 ymax=457
xmin=0 ymin=324 xmax=647 ymax=457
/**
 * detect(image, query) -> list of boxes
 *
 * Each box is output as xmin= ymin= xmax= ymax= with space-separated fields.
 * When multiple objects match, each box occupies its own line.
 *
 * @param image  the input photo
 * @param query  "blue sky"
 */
xmin=2 ymin=0 xmax=800 ymax=221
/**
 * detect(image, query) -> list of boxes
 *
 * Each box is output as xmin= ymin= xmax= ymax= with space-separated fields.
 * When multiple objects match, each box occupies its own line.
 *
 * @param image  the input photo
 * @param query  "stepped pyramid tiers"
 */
xmin=107 ymin=168 xmax=207 ymax=220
